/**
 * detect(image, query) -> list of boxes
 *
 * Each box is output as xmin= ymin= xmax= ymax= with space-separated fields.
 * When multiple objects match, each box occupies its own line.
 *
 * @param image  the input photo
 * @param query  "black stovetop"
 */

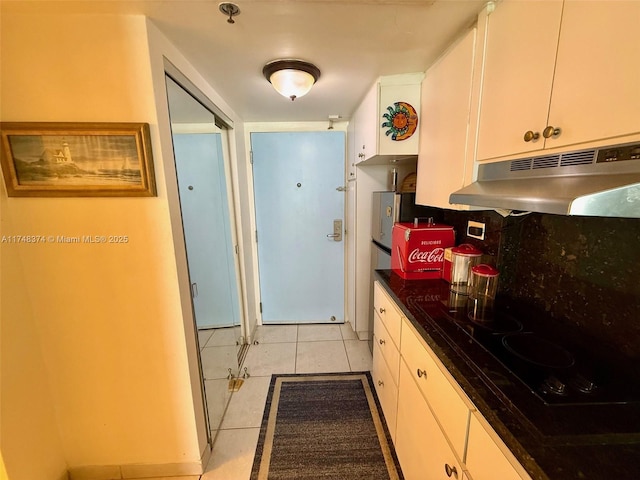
xmin=412 ymin=292 xmax=640 ymax=408
xmin=379 ymin=272 xmax=640 ymax=443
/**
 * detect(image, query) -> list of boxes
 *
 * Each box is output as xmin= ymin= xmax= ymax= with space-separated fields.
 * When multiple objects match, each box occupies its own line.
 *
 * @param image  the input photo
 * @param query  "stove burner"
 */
xmin=502 ymin=332 xmax=576 ymax=369
xmin=468 ymin=314 xmax=522 ymax=334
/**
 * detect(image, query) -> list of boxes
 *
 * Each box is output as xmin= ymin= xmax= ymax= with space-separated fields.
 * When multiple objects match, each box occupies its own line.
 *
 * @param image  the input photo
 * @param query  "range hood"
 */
xmin=450 ymin=141 xmax=640 ymax=218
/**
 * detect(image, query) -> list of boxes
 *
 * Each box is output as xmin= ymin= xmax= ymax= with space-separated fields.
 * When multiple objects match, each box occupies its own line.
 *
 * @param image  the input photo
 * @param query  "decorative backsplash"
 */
xmin=425 ymin=207 xmax=640 ymax=359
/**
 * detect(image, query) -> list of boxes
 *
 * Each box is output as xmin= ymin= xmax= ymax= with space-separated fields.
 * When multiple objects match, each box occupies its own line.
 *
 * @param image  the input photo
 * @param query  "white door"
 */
xmin=251 ymin=131 xmax=345 ymax=324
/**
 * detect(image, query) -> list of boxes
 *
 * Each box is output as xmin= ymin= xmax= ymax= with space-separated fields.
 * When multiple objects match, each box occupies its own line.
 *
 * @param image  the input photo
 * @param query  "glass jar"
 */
xmin=467 ymin=264 xmax=499 ymax=322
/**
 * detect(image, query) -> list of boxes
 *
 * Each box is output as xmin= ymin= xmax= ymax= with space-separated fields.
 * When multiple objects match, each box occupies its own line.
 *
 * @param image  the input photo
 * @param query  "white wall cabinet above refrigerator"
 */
xmin=353 ymin=73 xmax=424 ymax=165
xmin=476 ymin=0 xmax=640 ymax=163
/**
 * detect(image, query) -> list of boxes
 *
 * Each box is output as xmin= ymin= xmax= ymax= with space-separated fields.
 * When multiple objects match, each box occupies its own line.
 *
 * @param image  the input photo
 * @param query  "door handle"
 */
xmin=327 ymin=219 xmax=343 ymax=242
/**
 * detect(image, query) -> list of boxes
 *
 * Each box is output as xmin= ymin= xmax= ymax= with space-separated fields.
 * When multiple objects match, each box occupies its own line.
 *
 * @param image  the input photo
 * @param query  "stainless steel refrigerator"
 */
xmin=369 ymin=192 xmax=432 ymax=350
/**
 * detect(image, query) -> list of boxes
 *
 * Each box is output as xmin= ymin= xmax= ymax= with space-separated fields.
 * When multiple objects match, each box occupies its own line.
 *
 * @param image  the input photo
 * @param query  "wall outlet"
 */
xmin=467 ymin=221 xmax=486 ymax=240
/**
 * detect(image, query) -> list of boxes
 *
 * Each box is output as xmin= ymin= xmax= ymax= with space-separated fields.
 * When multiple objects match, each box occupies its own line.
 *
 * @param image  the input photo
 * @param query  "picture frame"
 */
xmin=0 ymin=122 xmax=156 ymax=197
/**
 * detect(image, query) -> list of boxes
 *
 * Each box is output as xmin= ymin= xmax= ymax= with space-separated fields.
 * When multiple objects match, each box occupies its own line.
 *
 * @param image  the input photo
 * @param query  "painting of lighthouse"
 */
xmin=0 ymin=122 xmax=156 ymax=196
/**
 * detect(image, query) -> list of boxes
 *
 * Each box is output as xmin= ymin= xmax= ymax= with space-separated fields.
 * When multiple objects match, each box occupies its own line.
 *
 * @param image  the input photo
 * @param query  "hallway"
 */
xmin=198 ymin=323 xmax=372 ymax=479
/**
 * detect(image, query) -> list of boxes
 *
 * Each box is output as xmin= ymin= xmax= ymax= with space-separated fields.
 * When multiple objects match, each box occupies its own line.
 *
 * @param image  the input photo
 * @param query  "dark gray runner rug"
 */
xmin=250 ymin=372 xmax=403 ymax=480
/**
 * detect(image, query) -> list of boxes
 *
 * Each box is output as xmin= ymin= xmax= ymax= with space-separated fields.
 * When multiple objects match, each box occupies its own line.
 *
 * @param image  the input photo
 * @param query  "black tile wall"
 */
xmin=429 ymin=208 xmax=640 ymax=360
xmin=498 ymin=213 xmax=640 ymax=360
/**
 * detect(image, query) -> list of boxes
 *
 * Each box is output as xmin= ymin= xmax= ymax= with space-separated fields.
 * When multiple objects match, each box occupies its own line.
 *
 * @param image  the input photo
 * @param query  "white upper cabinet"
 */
xmin=353 ymin=81 xmax=379 ymax=164
xmin=353 ymin=73 xmax=423 ymax=165
xmin=476 ymin=0 xmax=562 ymax=161
xmin=546 ymin=1 xmax=640 ymax=150
xmin=477 ymin=0 xmax=640 ymax=162
xmin=416 ymin=26 xmax=477 ymax=209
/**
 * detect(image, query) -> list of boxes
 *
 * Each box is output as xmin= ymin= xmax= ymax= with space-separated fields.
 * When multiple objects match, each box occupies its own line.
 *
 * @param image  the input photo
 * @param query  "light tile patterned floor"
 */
xmin=199 ymin=322 xmax=372 ymax=480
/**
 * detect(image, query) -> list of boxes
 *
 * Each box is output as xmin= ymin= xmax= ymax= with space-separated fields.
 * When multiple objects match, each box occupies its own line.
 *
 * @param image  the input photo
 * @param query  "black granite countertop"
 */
xmin=374 ymin=270 xmax=640 ymax=480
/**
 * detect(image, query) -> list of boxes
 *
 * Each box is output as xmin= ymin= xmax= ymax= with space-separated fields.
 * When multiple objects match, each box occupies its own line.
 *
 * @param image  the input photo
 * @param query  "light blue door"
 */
xmin=173 ymin=132 xmax=241 ymax=329
xmin=251 ymin=131 xmax=345 ymax=324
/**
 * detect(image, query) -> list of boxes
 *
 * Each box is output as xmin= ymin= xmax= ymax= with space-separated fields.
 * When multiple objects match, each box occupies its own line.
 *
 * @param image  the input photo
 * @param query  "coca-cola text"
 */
xmin=408 ymin=247 xmax=444 ymax=264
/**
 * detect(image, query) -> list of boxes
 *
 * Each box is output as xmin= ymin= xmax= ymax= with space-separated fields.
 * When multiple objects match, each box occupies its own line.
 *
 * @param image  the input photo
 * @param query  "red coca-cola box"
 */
xmin=391 ymin=222 xmax=455 ymax=280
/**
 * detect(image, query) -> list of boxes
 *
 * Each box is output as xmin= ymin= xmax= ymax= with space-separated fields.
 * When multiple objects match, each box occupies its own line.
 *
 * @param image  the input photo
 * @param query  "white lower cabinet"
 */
xmin=395 ymin=360 xmax=464 ymax=480
xmin=372 ymin=281 xmax=532 ymax=480
xmin=372 ymin=332 xmax=398 ymax=441
xmin=400 ymin=320 xmax=471 ymax=460
xmin=465 ymin=413 xmax=532 ymax=480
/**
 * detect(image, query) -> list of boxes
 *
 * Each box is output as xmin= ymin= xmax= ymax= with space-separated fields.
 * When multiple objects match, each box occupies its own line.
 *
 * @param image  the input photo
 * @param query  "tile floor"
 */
xmin=196 ymin=323 xmax=372 ymax=480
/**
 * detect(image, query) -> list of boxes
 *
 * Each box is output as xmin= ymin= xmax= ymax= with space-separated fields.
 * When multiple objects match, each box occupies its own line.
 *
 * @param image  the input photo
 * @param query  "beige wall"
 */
xmin=0 ymin=12 xmax=221 ymax=477
xmin=1 ymin=188 xmax=69 ymax=480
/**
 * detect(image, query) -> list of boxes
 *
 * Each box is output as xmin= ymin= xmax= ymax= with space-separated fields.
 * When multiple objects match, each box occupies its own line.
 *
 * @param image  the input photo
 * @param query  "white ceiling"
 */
xmin=3 ymin=0 xmax=487 ymax=123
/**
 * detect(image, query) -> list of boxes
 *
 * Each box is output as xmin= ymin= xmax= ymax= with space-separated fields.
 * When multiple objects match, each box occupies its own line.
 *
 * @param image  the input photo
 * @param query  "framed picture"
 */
xmin=0 ymin=122 xmax=156 ymax=197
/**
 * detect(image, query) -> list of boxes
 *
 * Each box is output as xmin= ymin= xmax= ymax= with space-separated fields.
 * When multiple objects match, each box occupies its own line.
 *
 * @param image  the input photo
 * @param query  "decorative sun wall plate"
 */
xmin=381 ymin=101 xmax=418 ymax=141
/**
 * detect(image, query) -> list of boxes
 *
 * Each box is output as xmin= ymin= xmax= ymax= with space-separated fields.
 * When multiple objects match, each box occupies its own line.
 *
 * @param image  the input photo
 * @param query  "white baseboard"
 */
xmin=68 ymin=461 xmax=203 ymax=480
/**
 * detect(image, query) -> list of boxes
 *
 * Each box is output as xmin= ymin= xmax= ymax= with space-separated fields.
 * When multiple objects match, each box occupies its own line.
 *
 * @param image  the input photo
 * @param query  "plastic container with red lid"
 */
xmin=450 ymin=244 xmax=483 ymax=294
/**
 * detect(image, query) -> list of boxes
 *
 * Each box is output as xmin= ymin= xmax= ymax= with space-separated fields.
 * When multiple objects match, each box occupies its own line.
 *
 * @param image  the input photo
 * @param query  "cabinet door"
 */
xmin=373 ymin=312 xmax=400 ymax=386
xmin=546 ymin=1 xmax=640 ymax=150
xmin=466 ymin=414 xmax=531 ymax=480
xmin=346 ymin=113 xmax=357 ymax=180
xmin=401 ymin=320 xmax=471 ymax=460
xmin=373 ymin=281 xmax=403 ymax=348
xmin=372 ymin=333 xmax=398 ymax=441
xmin=354 ymin=82 xmax=379 ymax=163
xmin=476 ymin=0 xmax=563 ymax=161
xmin=416 ymin=27 xmax=476 ymax=209
xmin=396 ymin=361 xmax=463 ymax=480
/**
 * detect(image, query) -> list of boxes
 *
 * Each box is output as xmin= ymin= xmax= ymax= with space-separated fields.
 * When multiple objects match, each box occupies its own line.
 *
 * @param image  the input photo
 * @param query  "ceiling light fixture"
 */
xmin=263 ymin=59 xmax=321 ymax=101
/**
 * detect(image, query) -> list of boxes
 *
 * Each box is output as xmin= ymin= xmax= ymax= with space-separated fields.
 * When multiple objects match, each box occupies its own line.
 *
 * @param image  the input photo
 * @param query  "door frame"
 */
xmin=243 ymin=122 xmax=349 ymax=334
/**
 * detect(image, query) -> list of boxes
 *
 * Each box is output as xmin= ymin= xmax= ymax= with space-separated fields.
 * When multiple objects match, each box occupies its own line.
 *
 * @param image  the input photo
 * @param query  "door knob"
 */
xmin=543 ymin=126 xmax=561 ymax=138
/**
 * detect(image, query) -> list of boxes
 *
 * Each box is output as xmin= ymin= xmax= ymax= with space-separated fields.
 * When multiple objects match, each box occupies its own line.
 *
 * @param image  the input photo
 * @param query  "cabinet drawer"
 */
xmin=396 ymin=361 xmax=463 ymax=480
xmin=466 ymin=414 xmax=531 ymax=480
xmin=373 ymin=282 xmax=402 ymax=347
xmin=400 ymin=319 xmax=472 ymax=459
xmin=373 ymin=312 xmax=400 ymax=386
xmin=372 ymin=334 xmax=398 ymax=440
